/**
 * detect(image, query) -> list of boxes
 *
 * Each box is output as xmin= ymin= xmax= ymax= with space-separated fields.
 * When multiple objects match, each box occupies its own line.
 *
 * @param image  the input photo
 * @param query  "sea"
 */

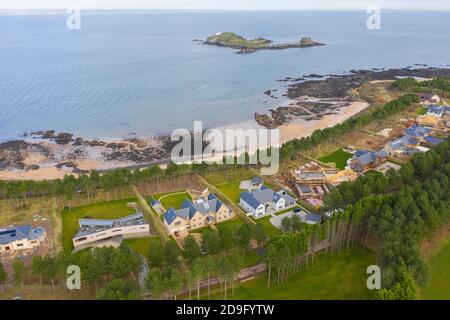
xmin=0 ymin=10 xmax=449 ymax=141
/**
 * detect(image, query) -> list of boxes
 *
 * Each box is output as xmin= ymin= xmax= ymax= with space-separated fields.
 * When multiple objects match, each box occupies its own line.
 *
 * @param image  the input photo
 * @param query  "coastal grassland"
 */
xmin=61 ymin=198 xmax=138 ymax=252
xmin=0 ymin=197 xmax=53 ymax=226
xmin=153 ymin=190 xmax=191 ymax=210
xmin=420 ymin=237 xmax=450 ymax=299
xmin=355 ymin=81 xmax=401 ymax=106
xmin=209 ymin=247 xmax=375 ymax=300
xmin=318 ymin=149 xmax=353 ymax=170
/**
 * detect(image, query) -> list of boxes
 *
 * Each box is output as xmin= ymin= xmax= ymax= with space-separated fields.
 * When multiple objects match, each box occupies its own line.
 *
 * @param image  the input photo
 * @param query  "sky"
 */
xmin=1 ymin=0 xmax=450 ymax=11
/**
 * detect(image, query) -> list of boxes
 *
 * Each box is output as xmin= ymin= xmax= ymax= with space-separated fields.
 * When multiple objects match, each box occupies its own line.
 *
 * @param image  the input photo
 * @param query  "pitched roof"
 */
xmin=240 ymin=191 xmax=263 ymax=210
xmin=353 ymin=150 xmax=387 ymax=167
xmin=424 ymin=135 xmax=444 ymax=145
xmin=163 ymin=208 xmax=178 ymax=225
xmin=405 ymin=125 xmax=431 ymax=138
xmin=305 ymin=214 xmax=322 ymax=224
xmin=252 ymin=176 xmax=263 ymax=185
xmin=0 ymin=225 xmax=44 ymax=245
xmin=164 ymin=194 xmax=225 ymax=224
xmin=427 ymin=105 xmax=445 ymax=115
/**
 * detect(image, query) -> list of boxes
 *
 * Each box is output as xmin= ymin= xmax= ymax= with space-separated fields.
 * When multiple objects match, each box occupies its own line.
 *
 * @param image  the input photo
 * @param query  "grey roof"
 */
xmin=252 ymin=176 xmax=263 ymax=185
xmin=276 ymin=190 xmax=296 ymax=205
xmin=240 ymin=191 xmax=264 ymax=209
xmin=353 ymin=150 xmax=388 ymax=167
xmin=297 ymin=184 xmax=312 ymax=194
xmin=389 ymin=136 xmax=420 ymax=151
xmin=424 ymin=136 xmax=444 ymax=145
xmin=305 ymin=214 xmax=322 ymax=224
xmin=163 ymin=194 xmax=225 ymax=225
xmin=75 ymin=213 xmax=146 ymax=238
xmin=240 ymin=186 xmax=294 ymax=210
xmin=405 ymin=125 xmax=431 ymax=138
xmin=297 ymin=171 xmax=326 ymax=180
xmin=0 ymin=225 xmax=45 ymax=245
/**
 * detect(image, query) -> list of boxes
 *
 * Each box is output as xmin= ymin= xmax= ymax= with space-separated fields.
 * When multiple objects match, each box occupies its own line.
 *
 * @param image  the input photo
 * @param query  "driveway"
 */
xmin=269 ymin=210 xmax=308 ymax=229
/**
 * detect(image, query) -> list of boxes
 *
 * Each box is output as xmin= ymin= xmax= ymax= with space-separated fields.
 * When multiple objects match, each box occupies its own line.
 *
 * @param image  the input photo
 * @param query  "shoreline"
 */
xmin=1 ymin=66 xmax=449 ymax=181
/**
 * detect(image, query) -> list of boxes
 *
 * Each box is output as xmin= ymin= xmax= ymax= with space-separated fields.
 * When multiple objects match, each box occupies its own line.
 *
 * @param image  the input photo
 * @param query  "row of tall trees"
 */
xmin=279 ymin=94 xmax=420 ymax=160
xmin=146 ymin=252 xmax=242 ymax=300
xmin=392 ymin=77 xmax=450 ymax=98
xmin=323 ymin=139 xmax=450 ymax=298
xmin=0 ymin=244 xmax=143 ymax=299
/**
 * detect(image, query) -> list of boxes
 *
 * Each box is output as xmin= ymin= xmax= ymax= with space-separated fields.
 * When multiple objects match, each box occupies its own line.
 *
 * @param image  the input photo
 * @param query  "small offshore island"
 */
xmin=203 ymin=32 xmax=325 ymax=54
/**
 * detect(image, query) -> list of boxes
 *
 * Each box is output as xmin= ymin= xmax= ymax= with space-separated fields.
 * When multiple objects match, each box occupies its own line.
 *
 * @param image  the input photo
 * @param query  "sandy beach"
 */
xmin=279 ymin=101 xmax=369 ymax=143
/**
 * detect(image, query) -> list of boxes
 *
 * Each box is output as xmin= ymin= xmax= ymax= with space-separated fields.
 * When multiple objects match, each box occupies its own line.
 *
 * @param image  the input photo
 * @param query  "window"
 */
xmin=75 ymin=237 xmax=87 ymax=243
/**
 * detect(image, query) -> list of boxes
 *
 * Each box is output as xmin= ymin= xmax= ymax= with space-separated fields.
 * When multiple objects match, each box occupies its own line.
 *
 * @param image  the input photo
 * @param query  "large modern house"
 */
xmin=240 ymin=186 xmax=296 ymax=218
xmin=0 ymin=225 xmax=46 ymax=254
xmin=350 ymin=150 xmax=388 ymax=173
xmin=163 ymin=193 xmax=233 ymax=234
xmin=72 ymin=213 xmax=150 ymax=251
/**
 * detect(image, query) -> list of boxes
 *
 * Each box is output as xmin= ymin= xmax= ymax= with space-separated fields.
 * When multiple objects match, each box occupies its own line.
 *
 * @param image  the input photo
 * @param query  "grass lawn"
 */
xmin=210 ymin=247 xmax=375 ymax=300
xmin=61 ymin=198 xmax=137 ymax=252
xmin=216 ymin=181 xmax=242 ymax=203
xmin=153 ymin=191 xmax=191 ymax=210
xmin=124 ymin=237 xmax=161 ymax=259
xmin=318 ymin=149 xmax=353 ymax=170
xmin=415 ymin=107 xmax=427 ymax=115
xmin=216 ymin=218 xmax=245 ymax=233
xmin=254 ymin=216 xmax=281 ymax=237
xmin=420 ymin=237 xmax=450 ymax=300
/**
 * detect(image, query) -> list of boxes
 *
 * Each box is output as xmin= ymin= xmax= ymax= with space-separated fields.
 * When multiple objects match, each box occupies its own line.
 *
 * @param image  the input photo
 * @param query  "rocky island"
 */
xmin=204 ymin=32 xmax=325 ymax=54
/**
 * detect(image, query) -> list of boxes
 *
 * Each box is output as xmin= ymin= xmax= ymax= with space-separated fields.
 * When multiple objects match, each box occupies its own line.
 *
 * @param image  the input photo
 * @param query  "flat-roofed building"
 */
xmin=72 ymin=213 xmax=150 ymax=251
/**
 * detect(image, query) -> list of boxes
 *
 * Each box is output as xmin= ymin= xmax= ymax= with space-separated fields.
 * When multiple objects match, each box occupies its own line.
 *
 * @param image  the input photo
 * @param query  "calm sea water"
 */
xmin=0 ymin=10 xmax=449 ymax=141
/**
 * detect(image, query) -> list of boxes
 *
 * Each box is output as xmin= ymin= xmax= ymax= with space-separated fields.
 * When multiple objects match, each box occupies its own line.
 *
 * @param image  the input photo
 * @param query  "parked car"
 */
xmin=293 ymin=208 xmax=301 ymax=213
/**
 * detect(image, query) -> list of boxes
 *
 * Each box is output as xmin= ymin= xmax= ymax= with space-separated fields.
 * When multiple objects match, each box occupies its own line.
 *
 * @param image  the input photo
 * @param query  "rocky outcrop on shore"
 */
xmin=0 ymin=131 xmax=175 ymax=174
xmin=255 ymin=67 xmax=450 ymax=128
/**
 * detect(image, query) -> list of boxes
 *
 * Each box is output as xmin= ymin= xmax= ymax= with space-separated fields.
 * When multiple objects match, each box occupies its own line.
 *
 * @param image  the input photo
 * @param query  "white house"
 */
xmin=0 ymin=225 xmax=46 ymax=254
xmin=420 ymin=93 xmax=440 ymax=105
xmin=72 ymin=213 xmax=150 ymax=251
xmin=240 ymin=186 xmax=296 ymax=218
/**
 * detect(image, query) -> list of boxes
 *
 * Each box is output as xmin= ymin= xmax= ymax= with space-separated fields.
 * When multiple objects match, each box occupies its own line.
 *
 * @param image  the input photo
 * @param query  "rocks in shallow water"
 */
xmin=73 ymin=137 xmax=84 ymax=146
xmin=84 ymin=140 xmax=106 ymax=147
xmin=54 ymin=133 xmax=73 ymax=145
xmin=26 ymin=164 xmax=40 ymax=171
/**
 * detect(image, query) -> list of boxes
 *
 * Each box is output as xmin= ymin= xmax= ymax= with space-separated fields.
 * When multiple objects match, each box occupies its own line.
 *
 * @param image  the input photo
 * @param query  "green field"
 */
xmin=318 ymin=149 xmax=353 ymax=170
xmin=61 ymin=199 xmax=138 ymax=252
xmin=420 ymin=238 xmax=450 ymax=300
xmin=210 ymin=247 xmax=375 ymax=300
xmin=216 ymin=181 xmax=242 ymax=203
xmin=253 ymin=216 xmax=281 ymax=237
xmin=415 ymin=107 xmax=427 ymax=115
xmin=154 ymin=191 xmax=191 ymax=210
